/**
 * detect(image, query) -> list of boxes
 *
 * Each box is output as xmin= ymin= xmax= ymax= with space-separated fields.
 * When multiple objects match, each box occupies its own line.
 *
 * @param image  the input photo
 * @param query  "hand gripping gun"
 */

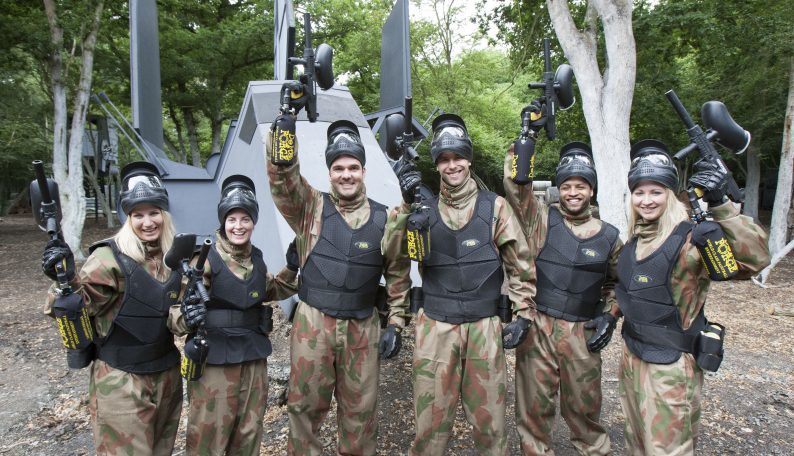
xmin=511 ymin=38 xmax=576 ymax=184
xmin=31 ymin=160 xmax=95 ymax=369
xmin=666 ymin=90 xmax=751 ymax=280
xmin=165 ymin=234 xmax=212 ymax=380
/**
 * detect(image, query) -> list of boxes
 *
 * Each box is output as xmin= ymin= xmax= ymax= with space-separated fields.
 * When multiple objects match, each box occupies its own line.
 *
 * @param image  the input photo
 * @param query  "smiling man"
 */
xmin=503 ymin=141 xmax=624 ymax=455
xmin=266 ymin=109 xmax=410 ymax=455
xmin=389 ymin=113 xmax=536 ymax=455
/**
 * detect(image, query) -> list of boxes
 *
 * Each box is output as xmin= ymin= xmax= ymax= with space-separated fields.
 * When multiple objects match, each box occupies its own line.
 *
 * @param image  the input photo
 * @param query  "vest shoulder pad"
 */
xmin=88 ymin=238 xmax=114 ymax=254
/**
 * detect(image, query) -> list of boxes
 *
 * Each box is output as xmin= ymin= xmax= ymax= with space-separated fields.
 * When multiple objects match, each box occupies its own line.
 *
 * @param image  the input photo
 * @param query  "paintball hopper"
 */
xmin=384 ymin=113 xmax=407 ymax=160
xmin=702 ymin=101 xmax=751 ymax=154
xmin=30 ymin=176 xmax=62 ymax=233
xmin=164 ymin=233 xmax=197 ymax=270
xmin=552 ymin=64 xmax=576 ymax=110
xmin=314 ymin=43 xmax=334 ymax=90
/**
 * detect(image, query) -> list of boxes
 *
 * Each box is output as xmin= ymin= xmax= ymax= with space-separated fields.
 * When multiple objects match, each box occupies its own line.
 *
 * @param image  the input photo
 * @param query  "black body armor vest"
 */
xmin=91 ymin=240 xmax=180 ymax=374
xmin=422 ymin=191 xmax=503 ymax=324
xmin=299 ymin=193 xmax=387 ymax=320
xmin=535 ymin=207 xmax=620 ymax=322
xmin=616 ymin=222 xmax=708 ymax=364
xmin=205 ymin=246 xmax=271 ymax=365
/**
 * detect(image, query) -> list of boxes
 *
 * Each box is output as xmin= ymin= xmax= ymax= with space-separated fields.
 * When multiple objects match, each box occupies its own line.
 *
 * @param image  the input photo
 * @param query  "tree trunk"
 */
xmin=43 ymin=0 xmax=104 ymax=258
xmin=210 ymin=113 xmax=223 ymax=155
xmin=768 ymin=56 xmax=794 ymax=259
xmin=166 ymin=102 xmax=187 ymax=163
xmin=182 ymin=105 xmax=201 ymax=166
xmin=546 ymin=0 xmax=636 ymax=237
xmin=743 ymin=143 xmax=761 ymax=222
xmin=82 ymin=158 xmax=114 ymax=228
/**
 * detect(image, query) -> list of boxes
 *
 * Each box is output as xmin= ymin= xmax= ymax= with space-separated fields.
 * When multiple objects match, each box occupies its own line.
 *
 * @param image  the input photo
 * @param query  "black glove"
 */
xmin=285 ymin=239 xmax=299 ymax=272
xmin=378 ymin=324 xmax=402 ymax=359
xmin=502 ymin=317 xmax=530 ymax=349
xmin=521 ymin=99 xmax=547 ymax=132
xmin=688 ymin=159 xmax=728 ymax=204
xmin=41 ymin=238 xmax=75 ymax=282
xmin=392 ymin=157 xmax=422 ymax=204
xmin=281 ymin=81 xmax=308 ymax=115
xmin=181 ymin=292 xmax=206 ymax=330
xmin=584 ymin=312 xmax=617 ymax=353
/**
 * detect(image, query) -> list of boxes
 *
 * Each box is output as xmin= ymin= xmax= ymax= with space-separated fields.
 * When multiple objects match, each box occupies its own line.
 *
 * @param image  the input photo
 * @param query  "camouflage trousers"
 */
xmin=619 ymin=344 xmax=703 ymax=456
xmin=186 ymin=359 xmax=269 ymax=455
xmin=411 ymin=310 xmax=507 ymax=456
xmin=89 ymin=360 xmax=182 ymax=456
xmin=515 ymin=312 xmax=610 ymax=456
xmin=286 ymin=301 xmax=380 ymax=455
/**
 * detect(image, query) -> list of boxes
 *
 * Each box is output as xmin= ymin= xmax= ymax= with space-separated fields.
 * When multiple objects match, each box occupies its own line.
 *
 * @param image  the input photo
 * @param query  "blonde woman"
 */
xmin=43 ymin=162 xmax=182 ymax=455
xmin=616 ymin=140 xmax=769 ymax=454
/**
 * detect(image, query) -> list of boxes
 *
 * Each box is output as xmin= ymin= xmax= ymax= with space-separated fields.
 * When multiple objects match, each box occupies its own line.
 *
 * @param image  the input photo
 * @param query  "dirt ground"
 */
xmin=0 ymin=214 xmax=792 ymax=455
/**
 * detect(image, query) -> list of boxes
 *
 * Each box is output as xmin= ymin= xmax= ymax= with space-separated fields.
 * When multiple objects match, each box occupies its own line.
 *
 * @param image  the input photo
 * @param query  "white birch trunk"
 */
xmin=546 ymin=0 xmax=635 ymax=237
xmin=743 ymin=144 xmax=760 ymax=222
xmin=768 ymin=56 xmax=794 ymax=258
xmin=43 ymin=0 xmax=104 ymax=258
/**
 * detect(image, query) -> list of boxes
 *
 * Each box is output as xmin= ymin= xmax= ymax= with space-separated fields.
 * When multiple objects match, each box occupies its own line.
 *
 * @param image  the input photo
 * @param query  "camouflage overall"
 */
xmin=266 ymin=141 xmax=410 ymax=455
xmin=387 ymin=174 xmax=536 ymax=456
xmin=503 ymin=152 xmax=622 ymax=455
xmin=168 ymin=234 xmax=299 ymax=455
xmin=618 ymin=201 xmax=769 ymax=455
xmin=47 ymin=243 xmax=182 ymax=456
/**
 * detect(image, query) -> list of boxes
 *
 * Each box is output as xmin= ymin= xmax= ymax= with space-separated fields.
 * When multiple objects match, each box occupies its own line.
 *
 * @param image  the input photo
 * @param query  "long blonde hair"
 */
xmin=113 ymin=209 xmax=176 ymax=266
xmin=628 ymin=187 xmax=689 ymax=250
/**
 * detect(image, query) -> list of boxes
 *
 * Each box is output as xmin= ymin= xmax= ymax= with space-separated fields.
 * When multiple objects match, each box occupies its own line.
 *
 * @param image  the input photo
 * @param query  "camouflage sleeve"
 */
xmin=266 ymin=136 xmax=323 ymax=237
xmin=381 ymin=203 xmax=412 ymax=328
xmin=44 ymin=247 xmax=124 ymax=337
xmin=603 ymin=235 xmax=625 ymax=317
xmin=503 ymin=148 xmax=547 ymax=242
xmin=265 ymin=266 xmax=299 ymax=301
xmin=493 ymin=196 xmax=537 ymax=321
xmin=710 ymin=201 xmax=771 ymax=278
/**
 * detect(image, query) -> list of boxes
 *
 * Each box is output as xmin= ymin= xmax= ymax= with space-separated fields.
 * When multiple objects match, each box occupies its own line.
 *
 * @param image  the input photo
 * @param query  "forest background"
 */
xmin=1 ymin=0 xmax=791 ymax=245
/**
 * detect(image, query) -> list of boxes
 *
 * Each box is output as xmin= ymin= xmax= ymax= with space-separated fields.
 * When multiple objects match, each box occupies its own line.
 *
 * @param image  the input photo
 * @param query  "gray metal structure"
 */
xmin=130 ymin=0 xmax=165 ymax=151
xmin=273 ymin=0 xmax=295 ymax=80
xmin=125 ymin=0 xmax=413 ymax=279
xmin=364 ymin=0 xmax=428 ymax=148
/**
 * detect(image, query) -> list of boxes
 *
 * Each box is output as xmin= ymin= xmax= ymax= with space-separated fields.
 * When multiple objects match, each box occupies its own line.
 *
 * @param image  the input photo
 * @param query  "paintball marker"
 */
xmin=384 ymin=97 xmax=431 ymax=263
xmin=31 ymin=160 xmax=95 ymax=369
xmin=285 ymin=12 xmax=334 ymax=121
xmin=511 ymin=38 xmax=576 ymax=185
xmin=165 ymin=234 xmax=212 ymax=381
xmin=666 ymin=90 xmax=749 ymax=281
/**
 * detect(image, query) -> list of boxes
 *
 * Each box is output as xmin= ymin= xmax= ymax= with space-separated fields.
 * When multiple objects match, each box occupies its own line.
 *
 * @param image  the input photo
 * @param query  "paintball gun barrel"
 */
xmin=665 ymin=90 xmax=747 ymax=204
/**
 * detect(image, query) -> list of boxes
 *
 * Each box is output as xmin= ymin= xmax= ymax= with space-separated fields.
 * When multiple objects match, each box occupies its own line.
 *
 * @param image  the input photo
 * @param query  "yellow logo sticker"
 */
xmin=581 ymin=248 xmax=598 ymax=258
xmin=355 ymin=241 xmax=370 ymax=249
xmin=168 ymin=291 xmax=178 ymax=300
xmin=633 ymin=274 xmax=651 ymax=284
xmin=461 ymin=239 xmax=480 ymax=248
xmin=250 ymin=291 xmax=260 ymax=299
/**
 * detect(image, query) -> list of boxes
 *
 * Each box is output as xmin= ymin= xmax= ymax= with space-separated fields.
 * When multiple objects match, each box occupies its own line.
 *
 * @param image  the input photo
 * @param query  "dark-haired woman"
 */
xmin=168 ymin=175 xmax=298 ymax=455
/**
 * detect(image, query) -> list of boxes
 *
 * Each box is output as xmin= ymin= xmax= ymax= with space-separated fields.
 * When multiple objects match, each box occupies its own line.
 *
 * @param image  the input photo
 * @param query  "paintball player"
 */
xmin=387 ymin=113 xmax=537 ymax=455
xmin=167 ymin=175 xmax=299 ymax=455
xmin=503 ymin=141 xmax=623 ymax=455
xmin=265 ymin=86 xmax=410 ymax=455
xmin=42 ymin=162 xmax=183 ymax=455
xmin=618 ymin=140 xmax=769 ymax=454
